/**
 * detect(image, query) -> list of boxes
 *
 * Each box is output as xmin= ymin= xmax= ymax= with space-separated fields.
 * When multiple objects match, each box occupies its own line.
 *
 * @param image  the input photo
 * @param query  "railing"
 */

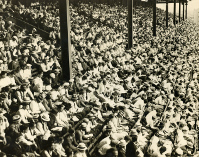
xmin=6 ymin=16 xmax=50 ymax=41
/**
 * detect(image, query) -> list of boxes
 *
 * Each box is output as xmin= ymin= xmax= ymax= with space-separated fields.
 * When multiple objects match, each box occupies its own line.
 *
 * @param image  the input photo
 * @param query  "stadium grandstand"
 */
xmin=0 ymin=0 xmax=198 ymax=157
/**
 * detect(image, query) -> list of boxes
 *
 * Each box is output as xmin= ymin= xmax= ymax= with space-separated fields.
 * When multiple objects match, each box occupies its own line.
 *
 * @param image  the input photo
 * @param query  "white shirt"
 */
xmin=132 ymin=97 xmax=145 ymax=111
xmin=55 ymin=111 xmax=69 ymax=127
xmin=98 ymin=143 xmax=112 ymax=155
xmin=30 ymin=100 xmax=46 ymax=114
xmin=97 ymin=136 xmax=111 ymax=149
xmin=0 ymin=76 xmax=12 ymax=89
xmin=19 ymin=69 xmax=31 ymax=80
xmin=17 ymin=108 xmax=33 ymax=123
xmin=74 ymin=151 xmax=87 ymax=157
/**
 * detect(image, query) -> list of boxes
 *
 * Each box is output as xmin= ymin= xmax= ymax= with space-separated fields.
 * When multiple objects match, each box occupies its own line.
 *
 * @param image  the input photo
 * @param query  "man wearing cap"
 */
xmin=9 ymin=115 xmax=22 ymax=139
xmin=36 ymin=113 xmax=51 ymax=141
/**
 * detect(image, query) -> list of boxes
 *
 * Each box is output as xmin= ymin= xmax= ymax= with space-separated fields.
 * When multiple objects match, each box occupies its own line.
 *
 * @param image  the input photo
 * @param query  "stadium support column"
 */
xmin=128 ymin=0 xmax=133 ymax=49
xmin=179 ymin=0 xmax=181 ymax=22
xmin=185 ymin=2 xmax=187 ymax=19
xmin=153 ymin=0 xmax=156 ymax=36
xmin=173 ymin=0 xmax=176 ymax=25
xmin=166 ymin=0 xmax=168 ymax=27
xmin=183 ymin=0 xmax=184 ymax=20
xmin=59 ymin=0 xmax=72 ymax=81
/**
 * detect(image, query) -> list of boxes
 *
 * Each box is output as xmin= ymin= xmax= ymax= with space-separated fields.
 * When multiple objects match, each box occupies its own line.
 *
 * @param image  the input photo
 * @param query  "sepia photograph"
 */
xmin=0 ymin=0 xmax=199 ymax=156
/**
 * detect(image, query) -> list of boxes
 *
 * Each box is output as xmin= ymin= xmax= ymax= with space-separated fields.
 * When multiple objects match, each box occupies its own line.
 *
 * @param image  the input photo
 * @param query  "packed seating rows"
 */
xmin=0 ymin=0 xmax=199 ymax=157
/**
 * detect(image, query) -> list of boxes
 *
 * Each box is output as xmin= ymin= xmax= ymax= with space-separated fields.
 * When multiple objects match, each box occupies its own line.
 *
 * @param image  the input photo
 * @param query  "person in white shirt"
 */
xmin=36 ymin=113 xmax=51 ymax=141
xmin=33 ymin=71 xmax=44 ymax=93
xmin=40 ymin=56 xmax=52 ymax=73
xmin=16 ymin=104 xmax=33 ymax=124
xmin=19 ymin=64 xmax=32 ymax=80
xmin=130 ymin=97 xmax=146 ymax=114
xmin=29 ymin=95 xmax=46 ymax=114
xmin=15 ymin=80 xmax=34 ymax=104
xmin=54 ymin=102 xmax=70 ymax=128
xmin=0 ymin=114 xmax=9 ymax=145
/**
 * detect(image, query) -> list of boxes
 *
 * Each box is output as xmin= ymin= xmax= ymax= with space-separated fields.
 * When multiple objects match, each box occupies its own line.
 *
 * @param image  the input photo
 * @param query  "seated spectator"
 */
xmin=29 ymin=94 xmax=46 ymax=114
xmin=15 ymin=79 xmax=34 ymax=104
xmin=17 ymin=124 xmax=39 ymax=156
xmin=36 ymin=113 xmax=51 ymax=141
xmin=75 ymin=123 xmax=92 ymax=145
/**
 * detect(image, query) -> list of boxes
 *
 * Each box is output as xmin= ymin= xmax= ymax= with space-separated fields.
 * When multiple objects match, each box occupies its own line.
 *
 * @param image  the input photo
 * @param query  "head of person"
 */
xmin=40 ymin=113 xmax=50 ymax=123
xmin=77 ymin=143 xmax=87 ymax=153
xmin=21 ymin=80 xmax=30 ymax=91
xmin=81 ymin=123 xmax=87 ymax=131
xmin=12 ymin=115 xmax=21 ymax=124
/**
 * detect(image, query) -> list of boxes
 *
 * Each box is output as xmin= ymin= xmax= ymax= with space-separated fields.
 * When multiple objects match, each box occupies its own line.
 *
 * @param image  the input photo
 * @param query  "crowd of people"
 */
xmin=0 ymin=0 xmax=199 ymax=157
